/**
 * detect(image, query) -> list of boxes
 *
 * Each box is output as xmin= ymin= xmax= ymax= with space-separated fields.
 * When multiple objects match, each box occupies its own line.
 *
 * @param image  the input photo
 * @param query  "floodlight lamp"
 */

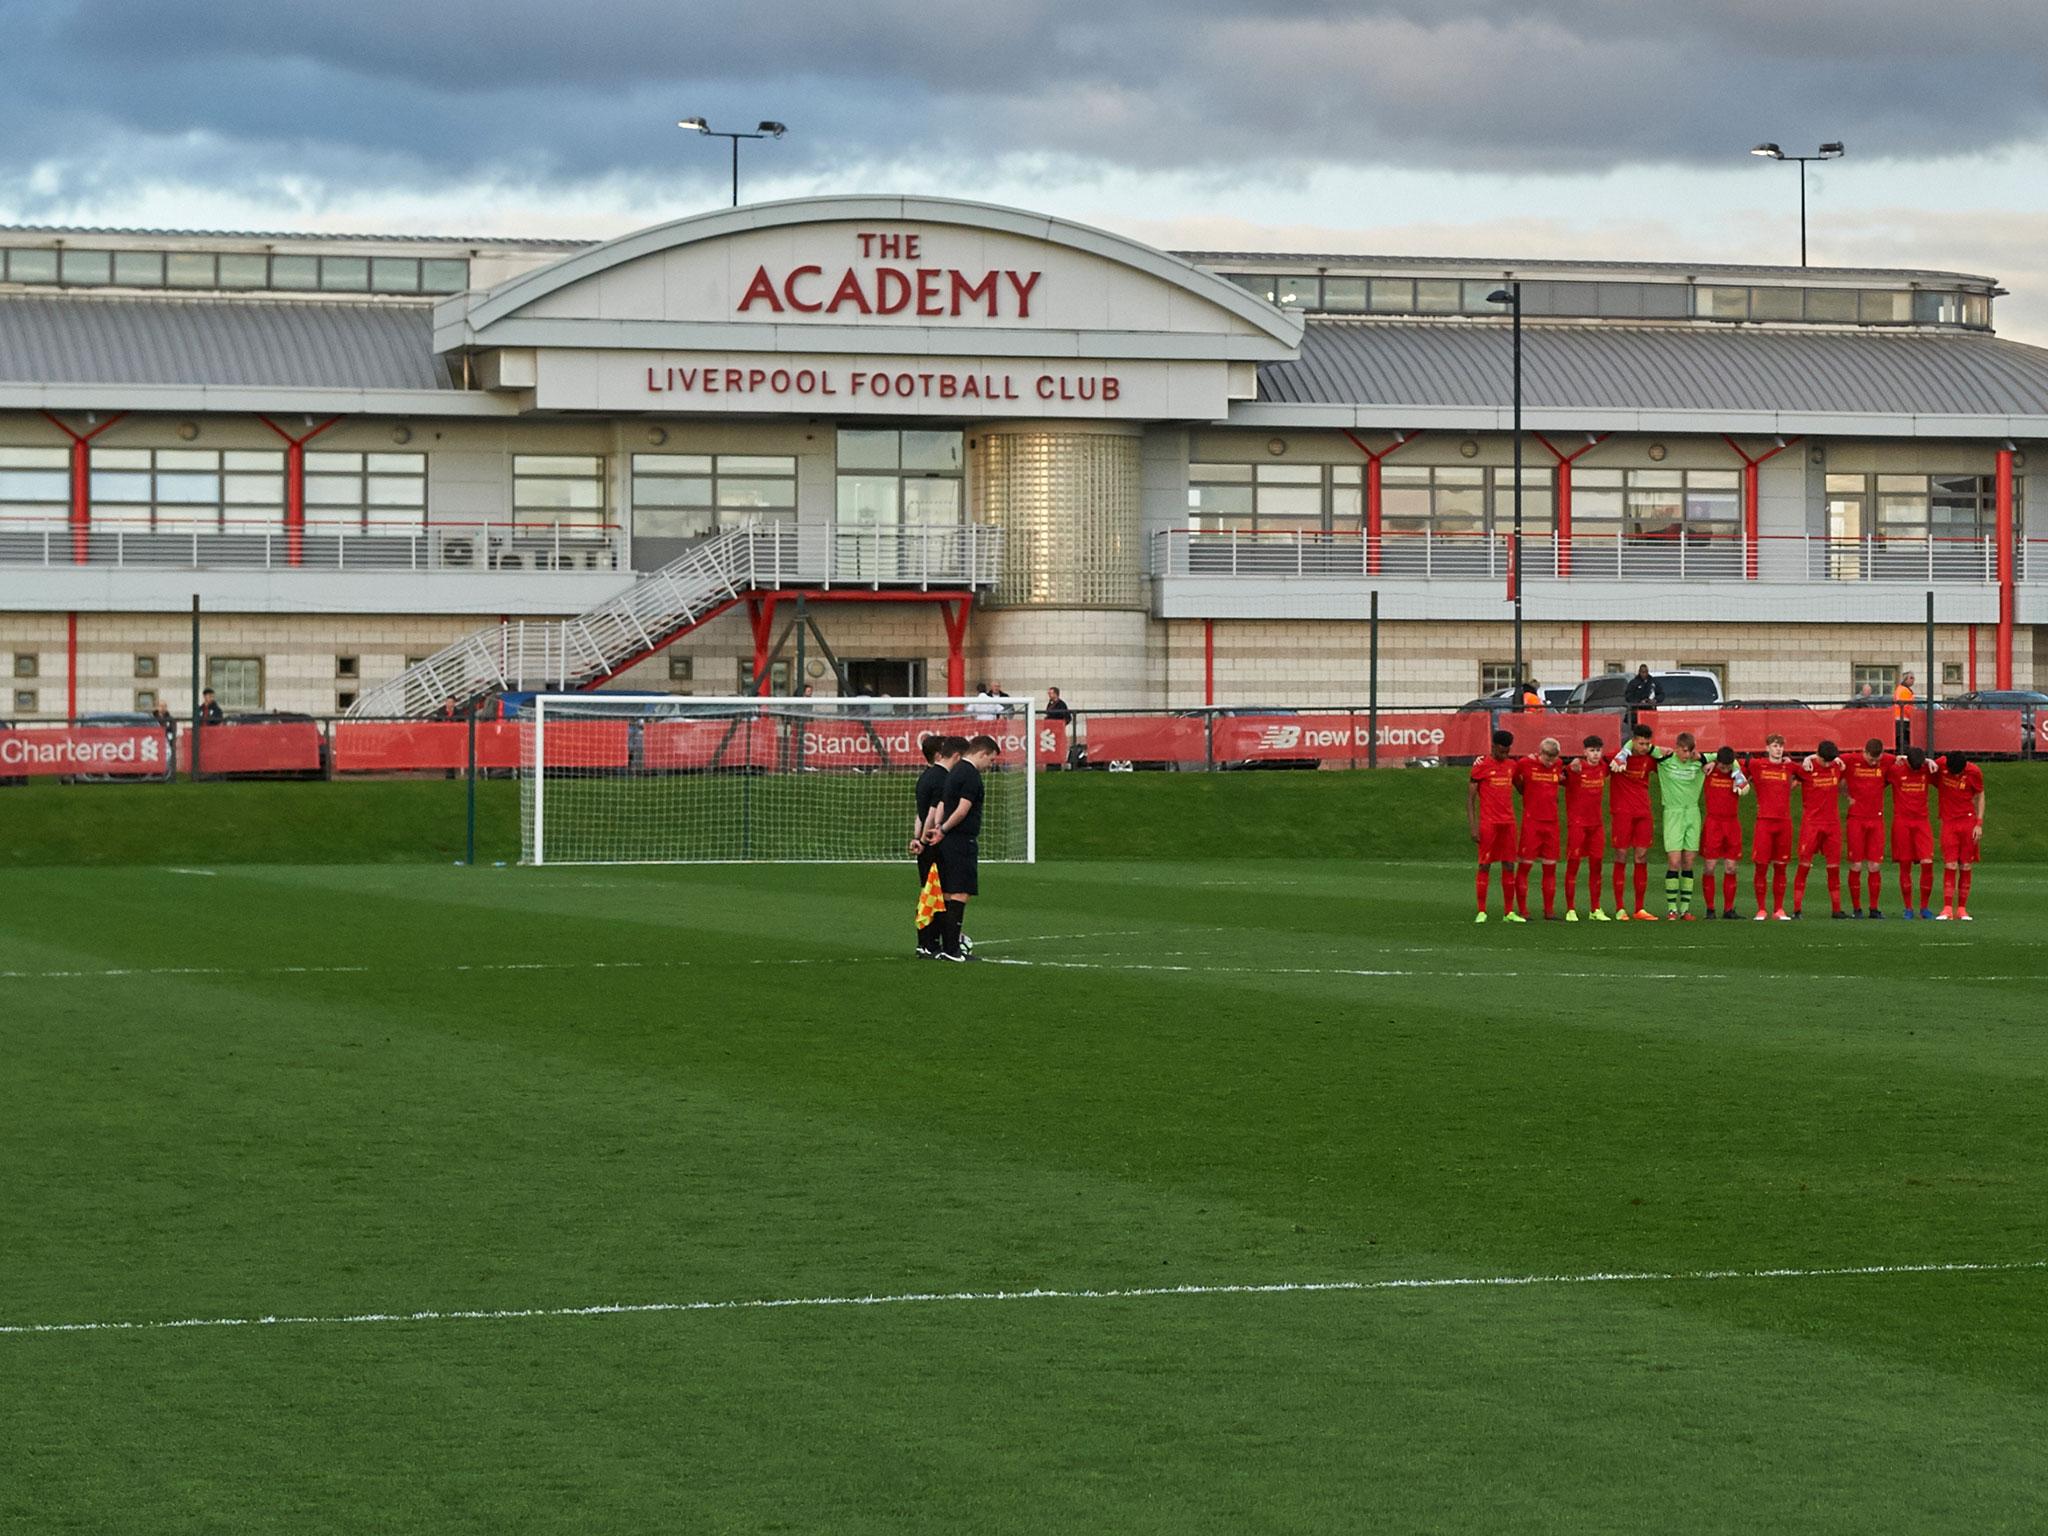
xmin=1819 ymin=141 xmax=1845 ymax=157
xmin=676 ymin=116 xmax=709 ymax=133
xmin=1751 ymin=142 xmax=1784 ymax=158
xmin=757 ymin=121 xmax=787 ymax=137
xmin=1486 ymin=288 xmax=1513 ymax=305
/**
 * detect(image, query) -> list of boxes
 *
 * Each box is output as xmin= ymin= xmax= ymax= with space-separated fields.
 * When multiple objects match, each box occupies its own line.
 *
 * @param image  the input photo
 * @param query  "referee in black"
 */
xmin=912 ymin=734 xmax=961 ymax=957
xmin=933 ymin=734 xmax=999 ymax=962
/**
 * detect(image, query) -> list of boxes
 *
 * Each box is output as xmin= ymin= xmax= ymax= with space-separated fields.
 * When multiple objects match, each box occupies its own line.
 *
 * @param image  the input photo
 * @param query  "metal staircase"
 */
xmin=345 ymin=521 xmax=998 ymax=718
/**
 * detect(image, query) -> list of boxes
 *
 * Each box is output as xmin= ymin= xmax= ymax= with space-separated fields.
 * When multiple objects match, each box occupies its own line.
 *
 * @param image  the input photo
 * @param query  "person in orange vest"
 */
xmin=1521 ymin=679 xmax=1545 ymax=713
xmin=1893 ymin=671 xmax=1915 ymax=753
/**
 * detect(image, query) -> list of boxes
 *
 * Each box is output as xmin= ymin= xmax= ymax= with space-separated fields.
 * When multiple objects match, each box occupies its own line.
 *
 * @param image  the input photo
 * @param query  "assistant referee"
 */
xmin=932 ymin=734 xmax=999 ymax=962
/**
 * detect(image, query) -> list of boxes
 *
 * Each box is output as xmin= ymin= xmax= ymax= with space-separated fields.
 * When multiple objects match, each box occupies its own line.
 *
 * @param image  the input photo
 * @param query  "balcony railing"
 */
xmin=1154 ymin=529 xmax=2032 ymax=584
xmin=0 ymin=518 xmax=626 ymax=573
xmin=742 ymin=522 xmax=1002 ymax=589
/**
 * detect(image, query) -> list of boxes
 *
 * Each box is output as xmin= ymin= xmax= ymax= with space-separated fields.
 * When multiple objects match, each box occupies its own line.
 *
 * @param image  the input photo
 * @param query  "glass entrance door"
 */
xmin=1826 ymin=480 xmax=1864 ymax=580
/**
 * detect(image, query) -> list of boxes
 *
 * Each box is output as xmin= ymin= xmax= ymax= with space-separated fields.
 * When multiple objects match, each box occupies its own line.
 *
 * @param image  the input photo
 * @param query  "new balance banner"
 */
xmin=1210 ymin=713 xmax=1490 ymax=763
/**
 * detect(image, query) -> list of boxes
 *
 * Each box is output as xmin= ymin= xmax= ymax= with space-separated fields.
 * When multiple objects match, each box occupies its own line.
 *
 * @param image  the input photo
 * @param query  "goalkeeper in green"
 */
xmin=1614 ymin=730 xmax=1707 ymax=920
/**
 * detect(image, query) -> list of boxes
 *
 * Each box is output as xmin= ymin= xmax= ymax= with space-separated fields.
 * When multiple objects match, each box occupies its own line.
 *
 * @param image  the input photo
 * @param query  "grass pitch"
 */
xmin=4 ymin=806 xmax=2046 ymax=1530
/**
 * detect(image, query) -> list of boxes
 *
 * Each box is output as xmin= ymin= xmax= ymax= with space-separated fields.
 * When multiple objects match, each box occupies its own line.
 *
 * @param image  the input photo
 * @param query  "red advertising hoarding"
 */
xmin=175 ymin=721 xmax=324 ymax=775
xmin=0 ymin=725 xmax=171 ymax=777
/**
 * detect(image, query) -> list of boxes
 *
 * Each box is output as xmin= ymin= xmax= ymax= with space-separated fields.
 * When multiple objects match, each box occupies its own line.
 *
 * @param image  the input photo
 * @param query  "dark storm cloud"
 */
xmin=5 ymin=0 xmax=2047 ymax=201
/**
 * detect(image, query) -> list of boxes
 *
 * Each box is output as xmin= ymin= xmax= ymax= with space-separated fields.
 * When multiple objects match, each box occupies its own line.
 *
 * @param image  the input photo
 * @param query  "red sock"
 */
xmin=1772 ymin=865 xmax=1787 ymax=910
xmin=1477 ymin=867 xmax=1491 ymax=913
xmin=1754 ymin=866 xmax=1768 ymax=913
xmin=1793 ymin=864 xmax=1810 ymax=912
xmin=1847 ymin=869 xmax=1862 ymax=912
xmin=1702 ymin=871 xmax=1718 ymax=914
xmin=1920 ymin=864 xmax=1935 ymax=907
xmin=1959 ymin=867 xmax=1973 ymax=909
xmin=1898 ymin=865 xmax=1913 ymax=908
xmin=1724 ymin=872 xmax=1737 ymax=911
xmin=1942 ymin=867 xmax=1956 ymax=908
xmin=1824 ymin=866 xmax=1841 ymax=913
xmin=1517 ymin=867 xmax=1532 ymax=916
xmin=1613 ymin=860 xmax=1626 ymax=910
xmin=1541 ymin=865 xmax=1557 ymax=918
xmin=1633 ymin=863 xmax=1648 ymax=910
xmin=1564 ymin=857 xmax=1579 ymax=909
xmin=1588 ymin=860 xmax=1602 ymax=911
xmin=1868 ymin=871 xmax=1883 ymax=909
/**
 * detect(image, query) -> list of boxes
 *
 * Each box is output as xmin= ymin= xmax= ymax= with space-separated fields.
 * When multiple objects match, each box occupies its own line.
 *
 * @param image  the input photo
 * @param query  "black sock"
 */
xmin=942 ymin=903 xmax=964 ymax=955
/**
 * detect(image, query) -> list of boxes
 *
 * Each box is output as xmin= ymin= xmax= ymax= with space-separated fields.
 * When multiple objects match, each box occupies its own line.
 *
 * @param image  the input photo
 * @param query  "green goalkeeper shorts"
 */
xmin=1663 ymin=806 xmax=1703 ymax=852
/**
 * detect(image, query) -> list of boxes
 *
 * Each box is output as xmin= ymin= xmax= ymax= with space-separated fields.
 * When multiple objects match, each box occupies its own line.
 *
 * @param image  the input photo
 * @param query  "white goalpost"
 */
xmin=521 ymin=695 xmax=1040 ymax=866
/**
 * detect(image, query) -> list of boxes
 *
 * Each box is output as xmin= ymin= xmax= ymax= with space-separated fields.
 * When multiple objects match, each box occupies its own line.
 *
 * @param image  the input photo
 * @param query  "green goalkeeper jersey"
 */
xmin=1652 ymin=751 xmax=1707 ymax=807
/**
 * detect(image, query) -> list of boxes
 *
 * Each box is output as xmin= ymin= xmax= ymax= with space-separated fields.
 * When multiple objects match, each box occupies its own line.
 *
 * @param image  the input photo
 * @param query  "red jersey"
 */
xmin=1513 ymin=756 xmax=1565 ymax=826
xmin=1608 ymin=749 xmax=1654 ymax=815
xmin=1843 ymin=756 xmax=1889 ymax=820
xmin=1565 ymin=759 xmax=1608 ymax=828
xmin=1746 ymin=754 xmax=1798 ymax=820
xmin=1469 ymin=755 xmax=1519 ymax=826
xmin=1797 ymin=758 xmax=1847 ymax=824
xmin=1887 ymin=758 xmax=1935 ymax=824
xmin=1702 ymin=763 xmax=1744 ymax=821
xmin=1935 ymin=759 xmax=1984 ymax=822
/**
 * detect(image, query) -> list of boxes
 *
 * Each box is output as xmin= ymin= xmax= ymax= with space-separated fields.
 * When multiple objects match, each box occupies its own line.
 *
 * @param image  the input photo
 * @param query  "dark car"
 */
xmin=67 ymin=711 xmax=174 ymax=784
xmin=1946 ymin=690 xmax=2048 ymax=756
xmin=1457 ymin=685 xmax=1574 ymax=713
xmin=1561 ymin=670 xmax=1723 ymax=713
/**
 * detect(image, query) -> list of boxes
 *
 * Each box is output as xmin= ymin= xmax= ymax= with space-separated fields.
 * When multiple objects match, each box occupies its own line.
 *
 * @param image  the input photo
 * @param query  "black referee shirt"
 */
xmin=915 ymin=763 xmax=948 ymax=823
xmin=943 ymin=760 xmax=984 ymax=840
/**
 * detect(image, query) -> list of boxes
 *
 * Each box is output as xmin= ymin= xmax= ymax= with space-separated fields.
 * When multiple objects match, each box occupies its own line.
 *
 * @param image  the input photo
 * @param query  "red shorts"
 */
xmin=1847 ymin=818 xmax=1886 ymax=863
xmin=1478 ymin=821 xmax=1519 ymax=863
xmin=1752 ymin=817 xmax=1793 ymax=864
xmin=1941 ymin=819 xmax=1981 ymax=866
xmin=1518 ymin=821 xmax=1560 ymax=861
xmin=1612 ymin=809 xmax=1654 ymax=849
xmin=1893 ymin=821 xmax=1933 ymax=865
xmin=1567 ymin=822 xmax=1605 ymax=860
xmin=1701 ymin=818 xmax=1743 ymax=860
xmin=1799 ymin=819 xmax=1842 ymax=863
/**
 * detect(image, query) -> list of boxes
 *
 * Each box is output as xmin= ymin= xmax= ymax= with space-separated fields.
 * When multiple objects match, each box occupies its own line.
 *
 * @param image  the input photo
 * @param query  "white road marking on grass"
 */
xmin=3 ymin=1258 xmax=2037 ymax=1340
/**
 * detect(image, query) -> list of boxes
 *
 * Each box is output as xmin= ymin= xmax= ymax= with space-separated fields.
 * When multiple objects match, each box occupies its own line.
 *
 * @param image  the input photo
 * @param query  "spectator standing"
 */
xmin=969 ymin=682 xmax=1004 ymax=722
xmin=198 ymin=688 xmax=225 ymax=726
xmin=1521 ymin=679 xmax=1544 ymax=713
xmin=1622 ymin=665 xmax=1661 ymax=729
xmin=1894 ymin=671 xmax=1916 ymax=752
xmin=1043 ymin=687 xmax=1072 ymax=724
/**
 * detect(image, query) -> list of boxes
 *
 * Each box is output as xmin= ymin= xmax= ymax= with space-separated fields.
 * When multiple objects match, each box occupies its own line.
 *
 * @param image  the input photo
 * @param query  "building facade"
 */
xmin=1 ymin=195 xmax=2043 ymax=720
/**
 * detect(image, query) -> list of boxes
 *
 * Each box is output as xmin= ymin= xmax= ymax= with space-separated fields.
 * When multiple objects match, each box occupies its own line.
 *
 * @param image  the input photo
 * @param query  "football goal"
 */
xmin=519 ymin=695 xmax=1040 ymax=865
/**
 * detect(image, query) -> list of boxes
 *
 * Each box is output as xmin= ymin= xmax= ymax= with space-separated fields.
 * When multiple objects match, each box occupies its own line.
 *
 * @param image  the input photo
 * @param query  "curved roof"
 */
xmin=0 ymin=293 xmax=450 ymax=391
xmin=1262 ymin=321 xmax=2048 ymax=418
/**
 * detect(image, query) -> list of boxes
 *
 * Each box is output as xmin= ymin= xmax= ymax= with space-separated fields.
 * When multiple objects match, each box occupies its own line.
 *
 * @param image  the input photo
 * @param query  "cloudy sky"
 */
xmin=6 ymin=0 xmax=2048 ymax=340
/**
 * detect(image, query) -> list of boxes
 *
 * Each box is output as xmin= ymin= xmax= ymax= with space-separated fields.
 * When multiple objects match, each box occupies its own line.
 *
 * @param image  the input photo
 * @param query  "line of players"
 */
xmin=1467 ymin=725 xmax=1988 ymax=923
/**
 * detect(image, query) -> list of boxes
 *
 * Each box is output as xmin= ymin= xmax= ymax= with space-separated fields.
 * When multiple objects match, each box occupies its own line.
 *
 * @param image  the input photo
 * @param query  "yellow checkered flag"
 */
xmin=916 ymin=864 xmax=945 ymax=930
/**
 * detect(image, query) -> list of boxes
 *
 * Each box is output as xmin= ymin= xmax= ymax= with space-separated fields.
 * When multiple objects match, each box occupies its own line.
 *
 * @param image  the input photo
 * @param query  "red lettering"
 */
xmin=737 ymin=265 xmax=784 ymax=313
xmin=1007 ymin=270 xmax=1041 ymax=317
xmin=646 ymin=366 xmax=661 ymax=392
xmin=851 ymin=372 xmax=869 ymax=395
xmin=939 ymin=375 xmax=958 ymax=398
xmin=828 ymin=269 xmax=872 ymax=314
xmin=904 ymin=234 xmax=921 ymax=259
xmin=748 ymin=368 xmax=767 ymax=391
xmin=702 ymin=370 xmax=720 ymax=394
xmin=725 ymin=368 xmax=744 ymax=391
xmin=770 ymin=369 xmax=791 ymax=392
xmin=950 ymin=270 xmax=999 ymax=316
xmin=821 ymin=371 xmax=837 ymax=395
xmin=1037 ymin=374 xmax=1055 ymax=400
xmin=782 ymin=264 xmax=823 ymax=313
xmin=874 ymin=268 xmax=912 ymax=315
xmin=916 ymin=268 xmax=945 ymax=316
xmin=895 ymin=372 xmax=915 ymax=395
xmin=1103 ymin=377 xmax=1120 ymax=401
xmin=877 ymin=233 xmax=904 ymax=259
xmin=962 ymin=375 xmax=981 ymax=399
xmin=1003 ymin=376 xmax=1018 ymax=399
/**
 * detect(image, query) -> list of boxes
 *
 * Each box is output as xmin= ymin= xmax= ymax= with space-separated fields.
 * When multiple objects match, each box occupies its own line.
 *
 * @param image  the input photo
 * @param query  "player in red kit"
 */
xmin=1700 ymin=745 xmax=1749 ymax=918
xmin=1562 ymin=734 xmax=1611 ymax=922
xmin=1842 ymin=739 xmax=1891 ymax=917
xmin=1888 ymin=745 xmax=1938 ymax=918
xmin=1792 ymin=740 xmax=1849 ymax=918
xmin=1745 ymin=733 xmax=1797 ymax=920
xmin=1513 ymin=737 xmax=1567 ymax=920
xmin=1933 ymin=751 xmax=1987 ymax=920
xmin=1607 ymin=722 xmax=1658 ymax=921
xmin=1468 ymin=729 xmax=1524 ymax=923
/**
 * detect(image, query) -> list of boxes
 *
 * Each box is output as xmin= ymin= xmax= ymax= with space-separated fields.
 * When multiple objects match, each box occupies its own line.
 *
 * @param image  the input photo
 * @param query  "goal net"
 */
xmin=520 ymin=695 xmax=1040 ymax=865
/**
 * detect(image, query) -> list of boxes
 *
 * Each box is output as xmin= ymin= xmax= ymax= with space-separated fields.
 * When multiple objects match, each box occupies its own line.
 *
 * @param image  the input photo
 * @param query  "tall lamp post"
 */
xmin=1749 ymin=141 xmax=1845 ymax=267
xmin=1488 ymin=283 xmax=1525 ymax=692
xmin=677 ymin=117 xmax=787 ymax=208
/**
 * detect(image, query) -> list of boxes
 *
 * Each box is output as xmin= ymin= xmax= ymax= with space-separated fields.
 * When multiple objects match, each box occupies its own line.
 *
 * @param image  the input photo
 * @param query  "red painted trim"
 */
xmin=940 ymin=599 xmax=969 ymax=698
xmin=1995 ymin=447 xmax=2016 ymax=689
xmin=1580 ymin=620 xmax=1592 ymax=681
xmin=1721 ymin=436 xmax=1801 ymax=581
xmin=746 ymin=596 xmax=777 ymax=695
xmin=259 ymin=416 xmax=341 ymax=566
xmin=1967 ymin=623 xmax=1979 ymax=693
xmin=1343 ymin=430 xmax=1422 ymax=576
xmin=1203 ymin=619 xmax=1216 ymax=706
xmin=39 ymin=410 xmax=127 ymax=564
xmin=1533 ymin=433 xmax=1607 ymax=577
xmin=66 ymin=611 xmax=78 ymax=721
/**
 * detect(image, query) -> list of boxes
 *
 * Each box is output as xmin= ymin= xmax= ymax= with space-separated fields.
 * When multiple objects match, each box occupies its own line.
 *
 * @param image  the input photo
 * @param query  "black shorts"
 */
xmin=936 ymin=835 xmax=979 ymax=897
xmin=916 ymin=846 xmax=938 ymax=885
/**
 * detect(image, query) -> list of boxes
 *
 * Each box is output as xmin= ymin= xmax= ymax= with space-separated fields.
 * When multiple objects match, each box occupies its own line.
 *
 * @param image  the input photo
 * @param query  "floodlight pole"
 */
xmin=677 ymin=118 xmax=787 ymax=207
xmin=1751 ymin=143 xmax=1846 ymax=268
xmin=1487 ymin=282 xmax=1525 ymax=689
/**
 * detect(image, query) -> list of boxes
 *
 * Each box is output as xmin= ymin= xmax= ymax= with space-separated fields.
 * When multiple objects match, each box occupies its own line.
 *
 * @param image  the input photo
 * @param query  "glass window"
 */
xmin=1488 ymin=468 xmax=1555 ymax=533
xmin=1540 ymin=282 xmax=1600 ymax=316
xmin=135 ymin=654 xmax=158 ymax=677
xmin=900 ymin=431 xmax=962 ymax=472
xmin=837 ymin=431 xmax=960 ymax=528
xmin=1876 ymin=474 xmax=1929 ymax=535
xmin=0 ymin=446 xmax=71 ymax=529
xmin=1684 ymin=469 xmax=1741 ymax=531
xmin=1574 ymin=468 xmax=1625 ymax=528
xmin=1321 ymin=277 xmax=1367 ymax=313
xmin=216 ymin=254 xmax=267 ymax=289
xmin=1380 ymin=465 xmax=1432 ymax=530
xmin=836 ymin=429 xmax=898 ymax=470
xmin=1851 ymin=663 xmax=1898 ymax=694
xmin=1415 ymin=279 xmax=1461 ymax=314
xmin=1861 ymin=290 xmax=1911 ymax=323
xmin=1695 ymin=286 xmax=1748 ymax=320
xmin=1273 ymin=276 xmax=1318 ymax=310
xmin=512 ymin=454 xmax=605 ymax=529
xmin=207 ymin=658 xmax=263 ymax=711
xmin=1750 ymin=286 xmax=1802 ymax=321
xmin=1805 ymin=288 xmax=1859 ymax=322
xmin=1479 ymin=661 xmax=1519 ymax=694
xmin=320 ymin=257 xmax=370 ymax=292
xmin=421 ymin=258 xmax=469 ymax=294
xmin=271 ymin=255 xmax=320 ymax=290
xmin=88 ymin=447 xmax=282 ymax=533
xmin=371 ymin=258 xmax=421 ymax=293
xmin=1461 ymin=280 xmax=1501 ymax=314
xmin=112 ymin=250 xmax=165 ymax=286
xmin=6 ymin=249 xmax=58 ymax=282
xmin=1914 ymin=290 xmax=1962 ymax=325
xmin=1369 ymin=278 xmax=1414 ymax=314
xmin=1332 ymin=463 xmax=1363 ymax=527
xmin=1963 ymin=293 xmax=1991 ymax=329
xmin=166 ymin=252 xmax=215 ymax=288
xmin=1227 ymin=274 xmax=1278 ymax=303
xmin=59 ymin=249 xmax=112 ymax=286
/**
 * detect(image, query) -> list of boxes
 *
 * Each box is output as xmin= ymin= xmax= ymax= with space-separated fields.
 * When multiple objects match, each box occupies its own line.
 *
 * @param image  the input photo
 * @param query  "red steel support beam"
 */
xmin=1996 ymin=446 xmax=2016 ymax=689
xmin=259 ymin=415 xmax=341 ymax=566
xmin=1342 ymin=430 xmax=1423 ymax=575
xmin=66 ymin=611 xmax=79 ymax=721
xmin=39 ymin=410 xmax=126 ymax=565
xmin=1534 ymin=433 xmax=1608 ymax=577
xmin=1721 ymin=435 xmax=1801 ymax=581
xmin=1580 ymin=620 xmax=1592 ymax=681
xmin=1203 ymin=619 xmax=1216 ymax=706
xmin=1967 ymin=623 xmax=1979 ymax=693
xmin=940 ymin=599 xmax=969 ymax=698
xmin=746 ymin=596 xmax=777 ymax=695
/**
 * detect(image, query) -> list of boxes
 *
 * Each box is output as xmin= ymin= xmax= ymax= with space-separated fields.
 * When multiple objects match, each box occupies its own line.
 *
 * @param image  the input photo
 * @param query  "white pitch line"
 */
xmin=3 ymin=1258 xmax=2038 ymax=1341
xmin=984 ymin=957 xmax=2035 ymax=984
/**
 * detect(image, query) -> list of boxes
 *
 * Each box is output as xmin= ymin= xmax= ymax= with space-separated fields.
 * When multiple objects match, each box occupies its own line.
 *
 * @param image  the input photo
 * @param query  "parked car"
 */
xmin=67 ymin=711 xmax=174 ymax=783
xmin=1173 ymin=707 xmax=1319 ymax=771
xmin=1560 ymin=670 xmax=1724 ymax=713
xmin=1456 ymin=684 xmax=1574 ymax=713
xmin=1946 ymin=690 xmax=2048 ymax=756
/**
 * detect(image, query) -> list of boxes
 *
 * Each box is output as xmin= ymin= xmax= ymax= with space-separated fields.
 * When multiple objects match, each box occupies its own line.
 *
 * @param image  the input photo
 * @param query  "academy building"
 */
xmin=0 ymin=195 xmax=2041 ymax=719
